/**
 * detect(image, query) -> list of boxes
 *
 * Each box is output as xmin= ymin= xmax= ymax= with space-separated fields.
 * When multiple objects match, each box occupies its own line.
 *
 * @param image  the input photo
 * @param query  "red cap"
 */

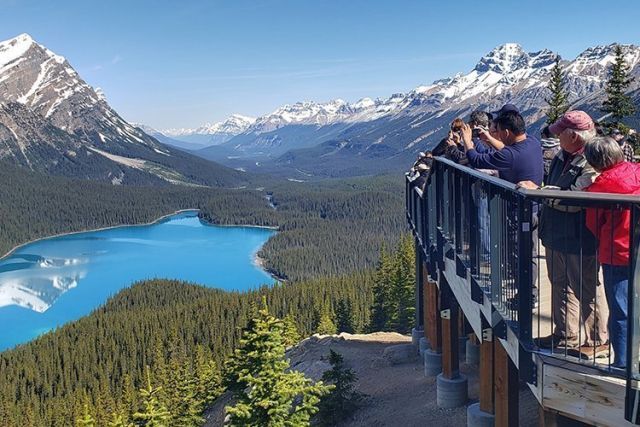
xmin=549 ymin=110 xmax=594 ymax=135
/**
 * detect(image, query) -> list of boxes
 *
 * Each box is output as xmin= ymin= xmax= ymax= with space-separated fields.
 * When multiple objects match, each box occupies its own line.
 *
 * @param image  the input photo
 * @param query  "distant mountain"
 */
xmin=132 ymin=123 xmax=205 ymax=151
xmin=163 ymin=114 xmax=255 ymax=146
xmin=192 ymin=42 xmax=640 ymax=178
xmin=0 ymin=33 xmax=245 ymax=186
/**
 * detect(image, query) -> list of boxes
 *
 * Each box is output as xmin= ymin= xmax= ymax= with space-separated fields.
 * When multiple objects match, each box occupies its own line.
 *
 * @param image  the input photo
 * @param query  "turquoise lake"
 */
xmin=0 ymin=211 xmax=276 ymax=351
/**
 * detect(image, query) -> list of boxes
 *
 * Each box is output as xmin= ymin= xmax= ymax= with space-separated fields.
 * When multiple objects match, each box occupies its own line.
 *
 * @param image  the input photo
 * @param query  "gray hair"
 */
xmin=469 ymin=111 xmax=490 ymax=128
xmin=572 ymin=128 xmax=597 ymax=143
xmin=584 ymin=136 xmax=625 ymax=171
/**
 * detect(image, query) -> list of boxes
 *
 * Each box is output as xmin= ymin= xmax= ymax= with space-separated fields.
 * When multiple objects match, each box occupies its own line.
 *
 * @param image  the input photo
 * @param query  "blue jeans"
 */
xmin=602 ymin=264 xmax=629 ymax=368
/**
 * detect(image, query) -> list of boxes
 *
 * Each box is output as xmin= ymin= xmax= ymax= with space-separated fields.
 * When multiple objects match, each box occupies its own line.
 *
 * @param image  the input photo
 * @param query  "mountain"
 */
xmin=0 ymin=33 xmax=245 ymax=186
xmin=132 ymin=123 xmax=205 ymax=151
xmin=163 ymin=114 xmax=255 ymax=146
xmin=192 ymin=43 xmax=640 ymax=178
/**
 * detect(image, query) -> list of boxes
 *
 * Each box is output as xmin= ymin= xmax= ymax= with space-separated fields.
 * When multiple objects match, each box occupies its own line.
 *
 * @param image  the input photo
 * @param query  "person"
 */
xmin=464 ymin=111 xmax=543 ymax=308
xmin=610 ymin=128 xmax=635 ymax=162
xmin=584 ymin=136 xmax=640 ymax=368
xmin=463 ymin=111 xmax=543 ymax=185
xmin=445 ymin=118 xmax=469 ymax=165
xmin=518 ymin=110 xmax=609 ymax=354
xmin=540 ymin=125 xmax=560 ymax=183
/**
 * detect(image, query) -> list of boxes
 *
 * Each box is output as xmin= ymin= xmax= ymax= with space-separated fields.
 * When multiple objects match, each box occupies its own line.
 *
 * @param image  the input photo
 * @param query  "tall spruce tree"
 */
xmin=335 ymin=299 xmax=355 ymax=334
xmin=602 ymin=44 xmax=636 ymax=124
xmin=282 ymin=313 xmax=302 ymax=347
xmin=133 ymin=367 xmax=171 ymax=427
xmin=545 ymin=57 xmax=569 ymax=124
xmin=369 ymin=245 xmax=393 ymax=332
xmin=224 ymin=300 xmax=331 ymax=426
xmin=76 ymin=404 xmax=96 ymax=427
xmin=390 ymin=235 xmax=416 ymax=333
xmin=315 ymin=350 xmax=365 ymax=426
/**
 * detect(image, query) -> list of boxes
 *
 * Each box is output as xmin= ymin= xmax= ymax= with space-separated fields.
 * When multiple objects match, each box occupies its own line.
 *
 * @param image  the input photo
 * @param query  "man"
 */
xmin=463 ymin=111 xmax=543 ymax=308
xmin=611 ymin=128 xmax=635 ymax=162
xmin=517 ymin=110 xmax=609 ymax=355
xmin=462 ymin=111 xmax=543 ymax=185
xmin=445 ymin=110 xmax=494 ymax=162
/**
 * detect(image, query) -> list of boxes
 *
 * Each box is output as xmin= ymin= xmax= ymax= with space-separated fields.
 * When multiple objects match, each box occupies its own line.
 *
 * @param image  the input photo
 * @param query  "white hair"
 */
xmin=584 ymin=136 xmax=624 ymax=171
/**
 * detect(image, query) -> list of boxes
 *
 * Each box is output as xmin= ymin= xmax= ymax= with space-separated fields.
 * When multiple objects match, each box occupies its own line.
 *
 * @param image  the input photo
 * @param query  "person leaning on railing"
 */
xmin=584 ymin=136 xmax=640 ymax=369
xmin=517 ymin=110 xmax=609 ymax=355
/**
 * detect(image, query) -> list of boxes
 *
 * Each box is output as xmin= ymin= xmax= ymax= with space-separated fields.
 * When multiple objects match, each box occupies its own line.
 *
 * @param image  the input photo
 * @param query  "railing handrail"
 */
xmin=433 ymin=156 xmax=640 ymax=204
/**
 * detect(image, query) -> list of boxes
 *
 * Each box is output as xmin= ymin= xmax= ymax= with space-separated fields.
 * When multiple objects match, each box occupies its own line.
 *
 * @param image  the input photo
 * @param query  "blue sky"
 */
xmin=1 ymin=0 xmax=639 ymax=129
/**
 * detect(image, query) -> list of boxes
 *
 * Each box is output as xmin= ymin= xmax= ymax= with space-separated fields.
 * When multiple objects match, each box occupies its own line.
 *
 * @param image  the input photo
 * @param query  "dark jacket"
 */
xmin=539 ymin=150 xmax=598 ymax=254
xmin=466 ymin=135 xmax=543 ymax=185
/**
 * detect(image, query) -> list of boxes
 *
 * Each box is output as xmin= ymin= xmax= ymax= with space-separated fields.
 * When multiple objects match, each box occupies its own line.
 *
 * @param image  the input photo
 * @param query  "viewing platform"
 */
xmin=407 ymin=157 xmax=640 ymax=426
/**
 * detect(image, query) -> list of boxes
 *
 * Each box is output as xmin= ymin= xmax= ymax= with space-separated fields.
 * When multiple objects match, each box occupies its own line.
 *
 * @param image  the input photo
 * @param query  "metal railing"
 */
xmin=407 ymin=157 xmax=640 ymax=424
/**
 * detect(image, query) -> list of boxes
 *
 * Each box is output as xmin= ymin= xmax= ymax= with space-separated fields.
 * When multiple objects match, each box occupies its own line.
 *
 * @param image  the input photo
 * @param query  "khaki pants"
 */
xmin=546 ymin=249 xmax=609 ymax=346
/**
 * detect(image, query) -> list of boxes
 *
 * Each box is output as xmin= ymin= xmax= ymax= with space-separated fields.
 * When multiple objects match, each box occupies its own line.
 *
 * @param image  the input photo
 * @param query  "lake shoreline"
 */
xmin=0 ymin=209 xmax=279 ymax=274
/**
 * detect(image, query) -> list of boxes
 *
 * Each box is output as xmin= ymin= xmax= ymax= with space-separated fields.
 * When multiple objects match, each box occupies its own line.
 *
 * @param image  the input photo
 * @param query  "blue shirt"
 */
xmin=466 ymin=135 xmax=543 ymax=185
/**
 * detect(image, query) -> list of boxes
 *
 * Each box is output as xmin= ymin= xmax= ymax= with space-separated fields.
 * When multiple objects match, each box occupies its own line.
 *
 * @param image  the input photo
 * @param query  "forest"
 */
xmin=0 ymin=160 xmax=404 ymax=281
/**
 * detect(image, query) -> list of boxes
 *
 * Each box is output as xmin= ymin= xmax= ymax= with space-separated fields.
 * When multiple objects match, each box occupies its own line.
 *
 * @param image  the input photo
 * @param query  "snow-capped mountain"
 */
xmin=194 ymin=42 xmax=640 ymax=177
xmin=163 ymin=114 xmax=255 ymax=146
xmin=0 ymin=33 xmax=243 ymax=186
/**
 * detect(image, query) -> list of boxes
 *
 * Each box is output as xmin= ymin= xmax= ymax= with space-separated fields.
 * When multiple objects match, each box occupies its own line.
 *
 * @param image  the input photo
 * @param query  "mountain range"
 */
xmin=2 ymin=33 xmax=639 ymax=182
xmin=0 ymin=33 xmax=245 ymax=186
xmin=155 ymin=42 xmax=640 ymax=178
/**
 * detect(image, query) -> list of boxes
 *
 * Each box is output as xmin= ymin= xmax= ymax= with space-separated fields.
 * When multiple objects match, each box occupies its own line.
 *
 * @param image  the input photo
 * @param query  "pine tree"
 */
xmin=224 ymin=300 xmax=332 ymax=426
xmin=75 ymin=404 xmax=96 ymax=427
xmin=335 ymin=299 xmax=355 ymax=334
xmin=545 ymin=56 xmax=569 ymax=124
xmin=315 ymin=350 xmax=365 ymax=426
xmin=315 ymin=308 xmax=337 ymax=335
xmin=389 ymin=235 xmax=416 ymax=334
xmin=369 ymin=245 xmax=393 ymax=332
xmin=107 ymin=413 xmax=134 ymax=427
xmin=193 ymin=345 xmax=223 ymax=406
xmin=133 ymin=367 xmax=171 ymax=427
xmin=282 ymin=313 xmax=302 ymax=347
xmin=602 ymin=44 xmax=636 ymax=124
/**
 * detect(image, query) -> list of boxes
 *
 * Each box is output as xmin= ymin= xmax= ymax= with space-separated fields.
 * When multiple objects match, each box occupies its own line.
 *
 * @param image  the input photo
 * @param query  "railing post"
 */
xmin=625 ymin=204 xmax=640 ymax=424
xmin=489 ymin=186 xmax=501 ymax=300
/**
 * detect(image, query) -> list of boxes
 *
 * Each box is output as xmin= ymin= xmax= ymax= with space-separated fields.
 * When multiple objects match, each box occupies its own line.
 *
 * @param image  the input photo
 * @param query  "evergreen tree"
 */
xmin=369 ymin=245 xmax=393 ymax=332
xmin=335 ymin=299 xmax=355 ymax=334
xmin=315 ymin=350 xmax=365 ymax=427
xmin=193 ymin=345 xmax=224 ymax=406
xmin=602 ymin=44 xmax=636 ymax=123
xmin=545 ymin=56 xmax=569 ymax=124
xmin=75 ymin=404 xmax=96 ymax=427
xmin=133 ymin=367 xmax=171 ymax=427
xmin=224 ymin=300 xmax=331 ymax=426
xmin=390 ymin=235 xmax=416 ymax=333
xmin=282 ymin=313 xmax=302 ymax=347
xmin=108 ymin=413 xmax=134 ymax=427
xmin=315 ymin=308 xmax=337 ymax=335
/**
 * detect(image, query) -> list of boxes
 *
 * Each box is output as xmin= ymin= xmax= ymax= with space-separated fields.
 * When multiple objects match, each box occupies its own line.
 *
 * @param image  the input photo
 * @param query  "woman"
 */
xmin=584 ymin=136 xmax=640 ymax=368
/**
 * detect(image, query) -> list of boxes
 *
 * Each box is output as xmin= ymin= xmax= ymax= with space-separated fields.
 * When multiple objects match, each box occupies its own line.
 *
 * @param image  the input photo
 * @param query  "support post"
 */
xmin=494 ymin=340 xmax=518 ymax=427
xmin=479 ymin=330 xmax=494 ymax=414
xmin=425 ymin=269 xmax=442 ymax=353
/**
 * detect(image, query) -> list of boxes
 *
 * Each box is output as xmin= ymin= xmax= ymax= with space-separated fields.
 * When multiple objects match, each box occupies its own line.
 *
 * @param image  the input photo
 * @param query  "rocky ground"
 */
xmin=204 ymin=332 xmax=477 ymax=426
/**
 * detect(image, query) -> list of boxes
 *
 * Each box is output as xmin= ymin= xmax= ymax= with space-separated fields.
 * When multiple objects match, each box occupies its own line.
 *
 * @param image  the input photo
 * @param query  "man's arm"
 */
xmin=466 ymin=147 xmax=514 ymax=171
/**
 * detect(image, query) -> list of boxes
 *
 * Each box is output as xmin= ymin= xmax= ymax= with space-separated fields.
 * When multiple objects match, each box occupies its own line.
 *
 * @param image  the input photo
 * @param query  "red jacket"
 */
xmin=586 ymin=162 xmax=640 ymax=266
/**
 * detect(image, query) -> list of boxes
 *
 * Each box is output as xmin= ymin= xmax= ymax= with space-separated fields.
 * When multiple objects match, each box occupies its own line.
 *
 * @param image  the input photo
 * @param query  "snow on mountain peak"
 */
xmin=474 ymin=43 xmax=529 ymax=73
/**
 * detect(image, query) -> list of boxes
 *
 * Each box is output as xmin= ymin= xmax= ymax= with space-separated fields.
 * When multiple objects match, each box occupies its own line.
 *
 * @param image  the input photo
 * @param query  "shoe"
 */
xmin=506 ymin=294 xmax=539 ymax=311
xmin=567 ymin=343 xmax=610 ymax=360
xmin=534 ymin=334 xmax=578 ymax=350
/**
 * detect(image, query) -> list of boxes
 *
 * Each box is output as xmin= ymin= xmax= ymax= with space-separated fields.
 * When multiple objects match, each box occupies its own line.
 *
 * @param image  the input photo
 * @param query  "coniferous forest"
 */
xmin=0 ymin=159 xmax=413 ymax=426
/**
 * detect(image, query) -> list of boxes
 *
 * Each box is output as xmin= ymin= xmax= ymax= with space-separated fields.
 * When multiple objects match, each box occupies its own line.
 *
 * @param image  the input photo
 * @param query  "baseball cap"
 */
xmin=492 ymin=103 xmax=519 ymax=117
xmin=549 ymin=110 xmax=594 ymax=135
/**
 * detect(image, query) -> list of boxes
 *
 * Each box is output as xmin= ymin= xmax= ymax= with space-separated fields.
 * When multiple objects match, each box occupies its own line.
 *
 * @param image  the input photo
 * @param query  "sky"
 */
xmin=1 ymin=0 xmax=639 ymax=129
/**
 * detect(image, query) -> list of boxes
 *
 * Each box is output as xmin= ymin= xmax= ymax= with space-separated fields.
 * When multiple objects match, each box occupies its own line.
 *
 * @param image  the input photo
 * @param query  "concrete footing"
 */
xmin=419 ymin=337 xmax=428 ymax=357
xmin=466 ymin=339 xmax=480 ymax=366
xmin=466 ymin=402 xmax=495 ymax=427
xmin=411 ymin=327 xmax=424 ymax=348
xmin=436 ymin=373 xmax=468 ymax=408
xmin=424 ymin=349 xmax=442 ymax=376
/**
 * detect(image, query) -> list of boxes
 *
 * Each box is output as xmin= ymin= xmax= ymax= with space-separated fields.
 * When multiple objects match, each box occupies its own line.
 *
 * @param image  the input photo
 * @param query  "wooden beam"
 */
xmin=479 ymin=331 xmax=494 ymax=414
xmin=440 ymin=276 xmax=459 ymax=379
xmin=425 ymin=270 xmax=441 ymax=352
xmin=494 ymin=339 xmax=518 ymax=427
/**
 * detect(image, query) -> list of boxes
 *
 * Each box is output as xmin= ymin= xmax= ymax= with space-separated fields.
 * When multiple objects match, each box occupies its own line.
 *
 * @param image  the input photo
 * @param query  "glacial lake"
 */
xmin=0 ymin=211 xmax=276 ymax=351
